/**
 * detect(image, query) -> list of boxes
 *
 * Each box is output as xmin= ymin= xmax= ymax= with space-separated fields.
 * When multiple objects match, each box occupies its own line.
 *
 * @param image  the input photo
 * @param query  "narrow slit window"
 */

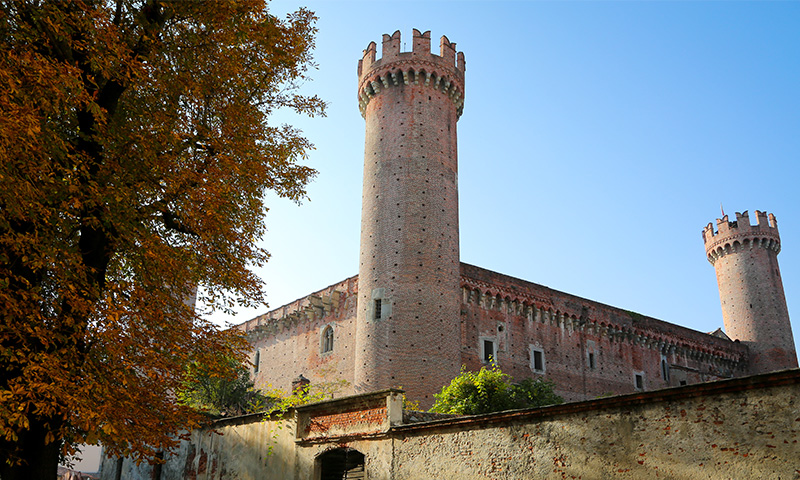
xmin=253 ymin=349 xmax=260 ymax=373
xmin=373 ymin=299 xmax=382 ymax=320
xmin=635 ymin=373 xmax=644 ymax=391
xmin=588 ymin=352 xmax=595 ymax=370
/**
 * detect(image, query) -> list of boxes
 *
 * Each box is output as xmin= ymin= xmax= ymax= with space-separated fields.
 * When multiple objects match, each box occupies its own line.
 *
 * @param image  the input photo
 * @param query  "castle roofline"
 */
xmin=235 ymin=262 xmax=747 ymax=365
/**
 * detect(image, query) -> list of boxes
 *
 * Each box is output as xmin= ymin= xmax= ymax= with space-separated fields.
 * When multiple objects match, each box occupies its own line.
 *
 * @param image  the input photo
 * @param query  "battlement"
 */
xmin=357 ymin=29 xmax=466 ymax=118
xmin=703 ymin=210 xmax=781 ymax=264
xmin=358 ymin=29 xmax=465 ymax=76
xmin=703 ymin=210 xmax=779 ymax=242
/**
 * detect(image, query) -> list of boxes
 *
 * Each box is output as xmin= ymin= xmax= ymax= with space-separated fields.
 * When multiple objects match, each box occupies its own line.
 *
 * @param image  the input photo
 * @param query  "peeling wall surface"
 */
xmin=390 ymin=371 xmax=800 ymax=479
xmin=101 ymin=370 xmax=800 ymax=480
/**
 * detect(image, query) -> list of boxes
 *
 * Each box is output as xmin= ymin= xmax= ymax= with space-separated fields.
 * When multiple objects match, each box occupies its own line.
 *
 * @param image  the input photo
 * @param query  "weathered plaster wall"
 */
xmin=101 ymin=371 xmax=800 ymax=480
xmin=100 ymin=412 xmax=302 ymax=480
xmin=100 ymin=391 xmax=403 ymax=480
xmin=391 ymin=371 xmax=800 ymax=479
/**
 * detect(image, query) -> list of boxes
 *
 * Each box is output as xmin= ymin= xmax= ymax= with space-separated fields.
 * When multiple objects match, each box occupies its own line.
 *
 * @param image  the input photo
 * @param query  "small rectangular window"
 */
xmin=634 ymin=373 xmax=644 ymax=391
xmin=530 ymin=346 xmax=545 ymax=373
xmin=483 ymin=339 xmax=495 ymax=363
xmin=679 ymin=380 xmax=687 ymax=386
xmin=588 ymin=352 xmax=595 ymax=370
xmin=373 ymin=299 xmax=382 ymax=320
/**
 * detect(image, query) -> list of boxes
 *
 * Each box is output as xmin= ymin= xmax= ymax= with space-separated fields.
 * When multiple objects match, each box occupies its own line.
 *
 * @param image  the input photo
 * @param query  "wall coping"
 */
xmin=294 ymin=388 xmax=404 ymax=413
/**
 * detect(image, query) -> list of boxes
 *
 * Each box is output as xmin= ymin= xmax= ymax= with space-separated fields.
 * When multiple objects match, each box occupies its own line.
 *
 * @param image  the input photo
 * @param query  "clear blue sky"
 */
xmin=204 ymin=1 xmax=800 ymax=356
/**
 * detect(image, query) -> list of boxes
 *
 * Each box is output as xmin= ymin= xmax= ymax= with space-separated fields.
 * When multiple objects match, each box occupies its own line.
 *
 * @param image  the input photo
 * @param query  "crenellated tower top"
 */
xmin=702 ymin=208 xmax=796 ymax=373
xmin=357 ymin=29 xmax=465 ymax=118
xmin=703 ymin=210 xmax=781 ymax=265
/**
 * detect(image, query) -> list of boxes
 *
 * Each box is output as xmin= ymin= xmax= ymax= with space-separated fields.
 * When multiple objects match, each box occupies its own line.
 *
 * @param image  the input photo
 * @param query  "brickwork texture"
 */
xmin=239 ymin=28 xmax=795 ymax=407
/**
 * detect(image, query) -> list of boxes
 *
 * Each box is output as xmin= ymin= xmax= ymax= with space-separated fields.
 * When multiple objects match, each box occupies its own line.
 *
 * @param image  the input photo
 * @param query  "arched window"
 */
xmin=321 ymin=326 xmax=334 ymax=354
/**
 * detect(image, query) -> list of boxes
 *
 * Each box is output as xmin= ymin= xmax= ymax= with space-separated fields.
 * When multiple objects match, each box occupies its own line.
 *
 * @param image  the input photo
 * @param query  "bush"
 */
xmin=430 ymin=364 xmax=562 ymax=415
xmin=178 ymin=358 xmax=266 ymax=417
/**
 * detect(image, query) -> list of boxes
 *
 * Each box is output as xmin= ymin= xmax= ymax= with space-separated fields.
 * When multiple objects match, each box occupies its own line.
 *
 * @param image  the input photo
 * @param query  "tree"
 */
xmin=0 ymin=1 xmax=324 ymax=478
xmin=429 ymin=364 xmax=563 ymax=415
xmin=178 ymin=358 xmax=267 ymax=418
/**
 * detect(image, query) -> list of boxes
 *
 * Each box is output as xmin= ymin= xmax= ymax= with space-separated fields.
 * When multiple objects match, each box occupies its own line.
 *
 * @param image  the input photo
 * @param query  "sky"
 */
xmin=204 ymin=1 xmax=800 ymax=356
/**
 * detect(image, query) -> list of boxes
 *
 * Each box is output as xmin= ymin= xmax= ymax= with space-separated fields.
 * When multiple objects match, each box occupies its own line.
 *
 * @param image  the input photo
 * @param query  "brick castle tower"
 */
xmin=703 ymin=210 xmax=798 ymax=373
xmin=354 ymin=30 xmax=465 ymax=405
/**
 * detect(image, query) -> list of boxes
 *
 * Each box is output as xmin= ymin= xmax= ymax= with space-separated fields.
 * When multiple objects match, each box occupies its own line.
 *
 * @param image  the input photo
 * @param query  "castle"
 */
xmin=237 ymin=29 xmax=797 ymax=407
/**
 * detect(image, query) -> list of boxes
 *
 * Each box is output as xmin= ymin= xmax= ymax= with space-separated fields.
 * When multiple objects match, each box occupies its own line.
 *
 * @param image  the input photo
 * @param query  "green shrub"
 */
xmin=430 ymin=363 xmax=562 ymax=415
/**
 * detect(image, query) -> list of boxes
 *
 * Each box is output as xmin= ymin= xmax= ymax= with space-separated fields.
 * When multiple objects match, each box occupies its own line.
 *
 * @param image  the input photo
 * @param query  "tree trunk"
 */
xmin=0 ymin=417 xmax=61 ymax=480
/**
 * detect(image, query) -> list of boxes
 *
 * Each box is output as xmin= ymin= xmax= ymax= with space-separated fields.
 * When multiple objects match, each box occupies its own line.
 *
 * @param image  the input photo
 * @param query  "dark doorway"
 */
xmin=318 ymin=448 xmax=366 ymax=480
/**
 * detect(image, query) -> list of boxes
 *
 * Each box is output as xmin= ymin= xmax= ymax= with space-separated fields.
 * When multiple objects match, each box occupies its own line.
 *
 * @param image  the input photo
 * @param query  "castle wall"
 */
xmin=239 ymin=264 xmax=747 ymax=404
xmin=460 ymin=264 xmax=749 ymax=402
xmin=391 ymin=369 xmax=800 ymax=480
xmin=233 ymin=30 xmax=794 ymax=414
xmin=237 ymin=276 xmax=359 ymax=395
xmin=104 ymin=370 xmax=800 ymax=480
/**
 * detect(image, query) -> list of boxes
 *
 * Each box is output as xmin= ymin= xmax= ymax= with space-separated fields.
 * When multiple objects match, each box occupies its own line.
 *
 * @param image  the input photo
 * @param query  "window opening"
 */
xmin=532 ymin=349 xmax=545 ymax=372
xmin=634 ymin=373 xmax=644 ymax=391
xmin=483 ymin=339 xmax=495 ymax=363
xmin=588 ymin=352 xmax=595 ymax=370
xmin=322 ymin=326 xmax=334 ymax=354
xmin=253 ymin=349 xmax=260 ymax=373
xmin=373 ymin=299 xmax=382 ymax=320
xmin=661 ymin=356 xmax=670 ymax=382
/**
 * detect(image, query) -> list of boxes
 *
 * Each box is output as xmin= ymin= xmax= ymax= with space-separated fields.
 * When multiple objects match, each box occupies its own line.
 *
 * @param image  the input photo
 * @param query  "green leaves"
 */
xmin=178 ymin=358 xmax=266 ymax=418
xmin=430 ymin=363 xmax=563 ymax=415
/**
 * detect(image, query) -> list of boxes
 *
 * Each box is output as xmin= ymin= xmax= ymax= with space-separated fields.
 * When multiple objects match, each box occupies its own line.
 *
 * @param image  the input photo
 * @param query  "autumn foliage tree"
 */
xmin=0 ymin=1 xmax=324 ymax=478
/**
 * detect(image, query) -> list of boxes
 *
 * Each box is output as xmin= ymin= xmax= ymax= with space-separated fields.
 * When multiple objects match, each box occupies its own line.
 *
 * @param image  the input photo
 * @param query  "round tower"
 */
xmin=703 ymin=210 xmax=798 ymax=374
xmin=354 ymin=29 xmax=465 ymax=405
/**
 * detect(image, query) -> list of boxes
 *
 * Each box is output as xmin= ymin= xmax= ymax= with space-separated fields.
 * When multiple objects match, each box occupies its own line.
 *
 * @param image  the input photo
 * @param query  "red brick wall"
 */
xmin=353 ymin=30 xmax=465 ymax=406
xmin=703 ymin=210 xmax=797 ymax=373
xmin=240 ymin=276 xmax=359 ymax=395
xmin=304 ymin=406 xmax=387 ymax=436
xmin=460 ymin=263 xmax=749 ymax=402
xmin=240 ymin=264 xmax=749 ymax=405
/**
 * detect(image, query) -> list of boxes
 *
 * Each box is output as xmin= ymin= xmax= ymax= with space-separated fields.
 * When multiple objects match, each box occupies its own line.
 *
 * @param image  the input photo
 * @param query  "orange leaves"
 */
xmin=1 ymin=0 xmax=323 ymax=470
